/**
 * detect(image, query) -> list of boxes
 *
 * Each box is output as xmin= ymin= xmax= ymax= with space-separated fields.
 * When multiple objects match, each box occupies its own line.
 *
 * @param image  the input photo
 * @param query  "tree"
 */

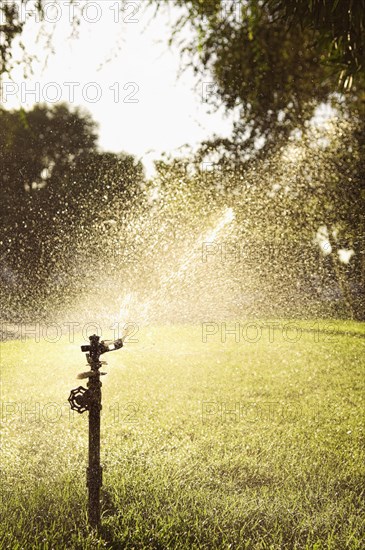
xmin=149 ymin=0 xmax=365 ymax=318
xmin=268 ymin=0 xmax=365 ymax=87
xmin=150 ymin=0 xmax=364 ymax=162
xmin=0 ymin=103 xmax=145 ymax=320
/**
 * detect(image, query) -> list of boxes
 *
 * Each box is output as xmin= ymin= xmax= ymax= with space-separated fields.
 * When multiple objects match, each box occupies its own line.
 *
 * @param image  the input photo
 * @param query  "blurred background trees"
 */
xmin=0 ymin=0 xmax=364 ymax=319
xmin=151 ymin=0 xmax=365 ymax=319
xmin=151 ymin=0 xmax=364 ymax=158
xmin=0 ymin=103 xmax=144 ymax=318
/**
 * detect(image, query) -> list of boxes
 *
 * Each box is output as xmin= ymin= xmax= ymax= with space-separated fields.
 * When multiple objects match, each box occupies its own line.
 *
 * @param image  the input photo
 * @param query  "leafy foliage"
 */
xmin=267 ymin=0 xmax=365 ymax=88
xmin=152 ymin=0 xmax=364 ymax=160
xmin=0 ymin=104 xmax=144 ymax=318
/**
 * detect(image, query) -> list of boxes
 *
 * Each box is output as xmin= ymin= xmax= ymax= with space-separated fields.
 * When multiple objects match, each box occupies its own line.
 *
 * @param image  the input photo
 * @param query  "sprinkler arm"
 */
xmin=81 ymin=326 xmax=132 ymax=360
xmin=74 ymin=329 xmax=132 ymax=380
xmin=80 ymin=336 xmax=124 ymax=357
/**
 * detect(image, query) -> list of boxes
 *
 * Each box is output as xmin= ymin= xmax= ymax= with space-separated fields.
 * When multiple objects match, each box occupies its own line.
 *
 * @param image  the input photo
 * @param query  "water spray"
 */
xmin=68 ymin=333 xmax=125 ymax=529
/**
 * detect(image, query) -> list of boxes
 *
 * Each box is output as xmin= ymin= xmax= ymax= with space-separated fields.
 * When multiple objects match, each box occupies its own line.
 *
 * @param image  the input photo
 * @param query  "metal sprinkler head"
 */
xmin=81 ymin=333 xmax=124 ymax=358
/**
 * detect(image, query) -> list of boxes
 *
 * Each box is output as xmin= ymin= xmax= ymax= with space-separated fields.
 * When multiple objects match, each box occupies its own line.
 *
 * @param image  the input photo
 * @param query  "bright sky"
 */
xmin=3 ymin=0 xmax=235 ymax=176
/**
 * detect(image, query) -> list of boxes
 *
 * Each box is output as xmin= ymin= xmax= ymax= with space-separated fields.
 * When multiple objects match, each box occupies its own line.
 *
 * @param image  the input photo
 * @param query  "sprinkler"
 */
xmin=68 ymin=333 xmax=125 ymax=529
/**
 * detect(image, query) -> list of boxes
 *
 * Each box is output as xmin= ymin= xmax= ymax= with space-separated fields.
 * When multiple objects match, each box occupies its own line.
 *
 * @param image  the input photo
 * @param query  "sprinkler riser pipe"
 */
xmin=69 ymin=334 xmax=124 ymax=529
xmin=87 ymin=368 xmax=102 ymax=529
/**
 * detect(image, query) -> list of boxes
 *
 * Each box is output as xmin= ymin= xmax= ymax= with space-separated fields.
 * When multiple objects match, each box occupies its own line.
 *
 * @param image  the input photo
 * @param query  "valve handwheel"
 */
xmin=68 ymin=386 xmax=90 ymax=414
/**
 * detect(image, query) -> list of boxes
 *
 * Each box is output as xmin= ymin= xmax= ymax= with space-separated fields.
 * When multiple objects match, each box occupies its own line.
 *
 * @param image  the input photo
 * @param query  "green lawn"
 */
xmin=1 ymin=321 xmax=364 ymax=549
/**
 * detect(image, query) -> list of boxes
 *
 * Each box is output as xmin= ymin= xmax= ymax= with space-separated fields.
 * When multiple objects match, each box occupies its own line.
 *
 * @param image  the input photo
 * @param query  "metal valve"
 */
xmin=68 ymin=386 xmax=91 ymax=414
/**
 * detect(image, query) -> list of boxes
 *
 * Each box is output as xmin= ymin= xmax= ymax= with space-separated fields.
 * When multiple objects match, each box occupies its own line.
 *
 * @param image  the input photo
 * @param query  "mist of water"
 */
xmin=2 ymin=114 xmax=361 ymax=331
